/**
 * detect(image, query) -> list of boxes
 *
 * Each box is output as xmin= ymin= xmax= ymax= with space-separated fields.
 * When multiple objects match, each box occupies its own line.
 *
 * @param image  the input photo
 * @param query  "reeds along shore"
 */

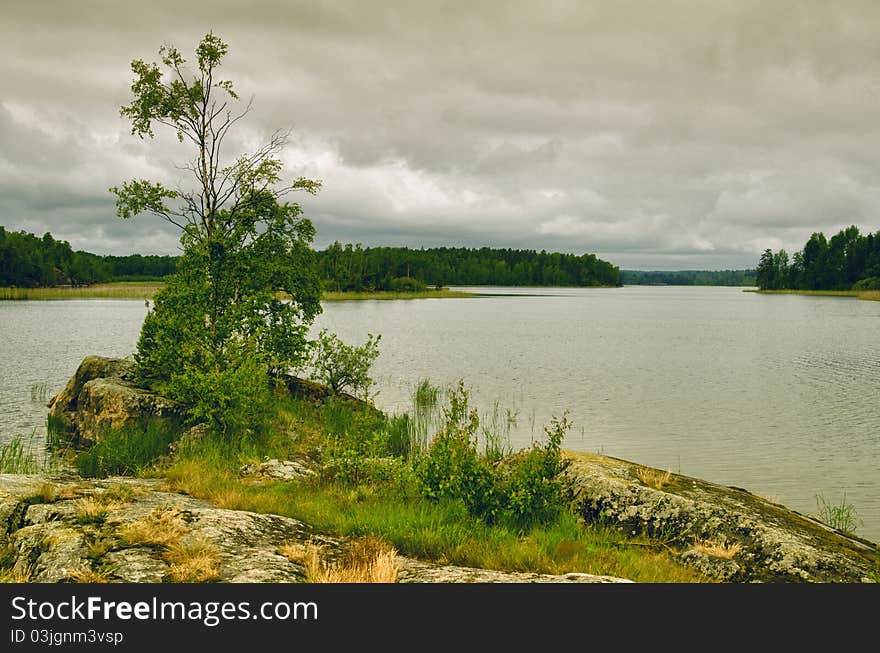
xmin=0 ymin=283 xmax=476 ymax=301
xmin=745 ymin=288 xmax=880 ymax=301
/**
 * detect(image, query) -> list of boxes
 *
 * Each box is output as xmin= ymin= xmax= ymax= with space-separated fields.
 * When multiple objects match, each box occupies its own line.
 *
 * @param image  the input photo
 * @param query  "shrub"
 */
xmin=852 ymin=277 xmax=880 ymax=291
xmin=170 ymin=353 xmax=273 ymax=440
xmin=415 ymin=384 xmax=570 ymax=529
xmin=389 ymin=276 xmax=426 ymax=292
xmin=309 ymin=329 xmax=381 ymax=400
xmin=415 ymin=382 xmax=501 ymax=521
xmin=498 ymin=414 xmax=570 ymax=529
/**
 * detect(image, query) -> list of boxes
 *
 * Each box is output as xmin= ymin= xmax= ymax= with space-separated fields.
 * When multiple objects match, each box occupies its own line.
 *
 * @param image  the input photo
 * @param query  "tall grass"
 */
xmin=0 ymin=431 xmax=51 ymax=474
xmin=0 ymin=283 xmax=162 ymax=301
xmin=76 ymin=420 xmax=180 ymax=478
xmin=319 ymin=289 xmax=475 ymax=301
xmin=29 ymin=382 xmax=49 ymax=402
xmin=815 ymin=492 xmax=862 ymax=535
xmin=406 ymin=379 xmax=443 ymax=454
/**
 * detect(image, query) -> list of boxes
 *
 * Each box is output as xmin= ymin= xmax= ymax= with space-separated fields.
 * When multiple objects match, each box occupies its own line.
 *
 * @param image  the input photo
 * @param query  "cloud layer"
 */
xmin=2 ymin=1 xmax=880 ymax=268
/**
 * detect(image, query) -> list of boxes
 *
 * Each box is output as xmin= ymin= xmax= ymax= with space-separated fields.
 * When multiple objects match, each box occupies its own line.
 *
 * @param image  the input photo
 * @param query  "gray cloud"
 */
xmin=2 ymin=0 xmax=880 ymax=268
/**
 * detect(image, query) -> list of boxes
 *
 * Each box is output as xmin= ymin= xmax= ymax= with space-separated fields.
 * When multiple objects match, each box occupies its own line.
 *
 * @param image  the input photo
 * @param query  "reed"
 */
xmin=0 ymin=282 xmax=162 ymax=300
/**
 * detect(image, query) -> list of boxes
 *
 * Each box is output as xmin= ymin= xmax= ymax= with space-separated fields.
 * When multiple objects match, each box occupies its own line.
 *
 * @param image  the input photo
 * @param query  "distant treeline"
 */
xmin=314 ymin=243 xmax=621 ymax=290
xmin=1 ymin=227 xmax=621 ymax=290
xmin=756 ymin=225 xmax=880 ymax=291
xmin=620 ymin=269 xmax=756 ymax=286
xmin=0 ymin=226 xmax=177 ymax=287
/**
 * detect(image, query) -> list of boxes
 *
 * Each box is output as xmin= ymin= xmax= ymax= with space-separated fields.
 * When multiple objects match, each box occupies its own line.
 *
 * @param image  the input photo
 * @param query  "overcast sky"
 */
xmin=2 ymin=1 xmax=880 ymax=269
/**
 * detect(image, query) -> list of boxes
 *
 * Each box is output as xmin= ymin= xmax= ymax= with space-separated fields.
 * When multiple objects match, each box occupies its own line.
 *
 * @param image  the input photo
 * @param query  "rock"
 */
xmin=48 ymin=356 xmax=185 ymax=446
xmin=240 ymin=458 xmax=317 ymax=482
xmin=397 ymin=559 xmax=632 ymax=583
xmin=562 ymin=452 xmax=879 ymax=582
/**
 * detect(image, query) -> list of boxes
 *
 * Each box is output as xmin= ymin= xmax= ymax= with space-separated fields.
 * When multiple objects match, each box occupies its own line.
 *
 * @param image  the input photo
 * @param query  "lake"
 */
xmin=1 ymin=286 xmax=878 ymax=541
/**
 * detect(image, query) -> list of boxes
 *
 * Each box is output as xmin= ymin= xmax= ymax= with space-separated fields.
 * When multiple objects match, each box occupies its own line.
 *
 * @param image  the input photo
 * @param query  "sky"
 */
xmin=2 ymin=1 xmax=880 ymax=270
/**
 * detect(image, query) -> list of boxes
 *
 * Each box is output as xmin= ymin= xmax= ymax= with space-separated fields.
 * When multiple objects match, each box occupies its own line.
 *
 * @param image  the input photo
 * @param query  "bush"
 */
xmin=309 ymin=329 xmax=381 ymax=400
xmin=415 ymin=383 xmax=570 ymax=529
xmin=389 ymin=276 xmax=426 ymax=292
xmin=498 ymin=414 xmax=570 ymax=529
xmin=414 ymin=384 xmax=495 ymax=516
xmin=852 ymin=277 xmax=880 ymax=291
xmin=170 ymin=353 xmax=273 ymax=440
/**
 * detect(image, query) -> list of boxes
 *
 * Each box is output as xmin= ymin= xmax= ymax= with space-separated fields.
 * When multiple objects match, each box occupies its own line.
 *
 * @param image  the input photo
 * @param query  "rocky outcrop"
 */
xmin=562 ymin=452 xmax=879 ymax=582
xmin=47 ymin=356 xmax=184 ymax=446
xmin=0 ymin=474 xmax=630 ymax=584
xmin=240 ymin=459 xmax=318 ymax=482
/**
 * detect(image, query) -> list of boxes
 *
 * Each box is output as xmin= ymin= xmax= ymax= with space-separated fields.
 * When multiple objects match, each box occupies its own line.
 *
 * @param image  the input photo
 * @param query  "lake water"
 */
xmin=1 ymin=286 xmax=878 ymax=541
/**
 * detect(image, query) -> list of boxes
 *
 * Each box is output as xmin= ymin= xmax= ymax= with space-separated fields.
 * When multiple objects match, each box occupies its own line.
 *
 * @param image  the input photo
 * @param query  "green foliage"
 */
xmin=0 ymin=432 xmax=48 ymax=474
xmin=415 ymin=383 xmax=570 ymax=530
xmin=316 ymin=242 xmax=621 ymax=291
xmin=621 ymin=269 xmax=756 ymax=286
xmin=389 ymin=276 xmax=426 ymax=292
xmin=113 ymin=33 xmax=324 ymax=439
xmin=852 ymin=276 xmax=880 ymax=291
xmin=169 ymin=354 xmax=273 ymax=440
xmin=407 ymin=379 xmax=443 ymax=454
xmin=497 ymin=414 xmax=569 ymax=528
xmin=308 ymin=329 xmax=381 ymax=400
xmin=415 ymin=383 xmax=500 ymax=521
xmin=0 ymin=226 xmax=111 ymax=287
xmin=815 ymin=493 xmax=862 ymax=535
xmin=756 ymin=225 xmax=880 ymax=291
xmin=75 ymin=420 xmax=179 ymax=478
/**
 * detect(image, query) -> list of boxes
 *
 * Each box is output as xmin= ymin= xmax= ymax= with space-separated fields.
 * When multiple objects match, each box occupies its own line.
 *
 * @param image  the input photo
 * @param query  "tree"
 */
xmin=112 ymin=33 xmax=322 ymax=436
xmin=756 ymin=249 xmax=777 ymax=290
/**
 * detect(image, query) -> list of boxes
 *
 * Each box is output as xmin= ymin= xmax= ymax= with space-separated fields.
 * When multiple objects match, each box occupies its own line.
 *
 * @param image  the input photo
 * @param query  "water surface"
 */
xmin=1 ymin=287 xmax=878 ymax=541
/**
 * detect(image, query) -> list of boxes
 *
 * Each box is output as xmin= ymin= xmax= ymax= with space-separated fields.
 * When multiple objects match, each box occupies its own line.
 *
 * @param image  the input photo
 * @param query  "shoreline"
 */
xmin=744 ymin=288 xmax=880 ymax=301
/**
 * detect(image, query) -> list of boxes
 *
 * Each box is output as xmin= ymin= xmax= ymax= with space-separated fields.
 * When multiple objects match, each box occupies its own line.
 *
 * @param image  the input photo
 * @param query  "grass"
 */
xmin=68 ymin=566 xmax=115 ymax=583
xmin=1 ymin=282 xmax=476 ymax=302
xmin=0 ymin=431 xmax=53 ymax=474
xmin=745 ymin=288 xmax=880 ymax=301
xmin=280 ymin=536 xmax=399 ymax=583
xmin=815 ymin=493 xmax=862 ymax=535
xmin=76 ymin=420 xmax=180 ymax=477
xmin=163 ymin=538 xmax=222 ymax=582
xmin=693 ymin=538 xmax=742 ymax=559
xmin=118 ymin=507 xmax=188 ymax=547
xmin=30 ymin=382 xmax=49 ymax=402
xmin=73 ymin=493 xmax=130 ymax=525
xmin=0 ymin=282 xmax=162 ymax=300
xmin=60 ymin=379 xmax=705 ymax=582
xmin=163 ymin=444 xmax=705 ymax=582
xmin=635 ymin=466 xmax=673 ymax=490
xmin=319 ymin=289 xmax=476 ymax=301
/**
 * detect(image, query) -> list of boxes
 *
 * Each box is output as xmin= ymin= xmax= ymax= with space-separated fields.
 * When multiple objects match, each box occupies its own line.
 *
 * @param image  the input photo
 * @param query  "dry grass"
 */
xmin=635 ymin=466 xmax=673 ymax=490
xmin=693 ymin=538 xmax=742 ymax=559
xmin=73 ymin=494 xmax=130 ymax=524
xmin=280 ymin=536 xmax=399 ymax=583
xmin=0 ymin=562 xmax=32 ymax=583
xmin=27 ymin=481 xmax=85 ymax=504
xmin=118 ymin=507 xmax=188 ymax=547
xmin=68 ymin=566 xmax=115 ymax=583
xmin=163 ymin=538 xmax=222 ymax=582
xmin=86 ymin=536 xmax=117 ymax=560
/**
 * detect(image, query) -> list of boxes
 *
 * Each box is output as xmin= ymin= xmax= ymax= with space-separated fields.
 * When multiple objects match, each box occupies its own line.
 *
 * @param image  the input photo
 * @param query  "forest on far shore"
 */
xmin=756 ymin=225 xmax=880 ymax=291
xmin=0 ymin=227 xmax=621 ymax=290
